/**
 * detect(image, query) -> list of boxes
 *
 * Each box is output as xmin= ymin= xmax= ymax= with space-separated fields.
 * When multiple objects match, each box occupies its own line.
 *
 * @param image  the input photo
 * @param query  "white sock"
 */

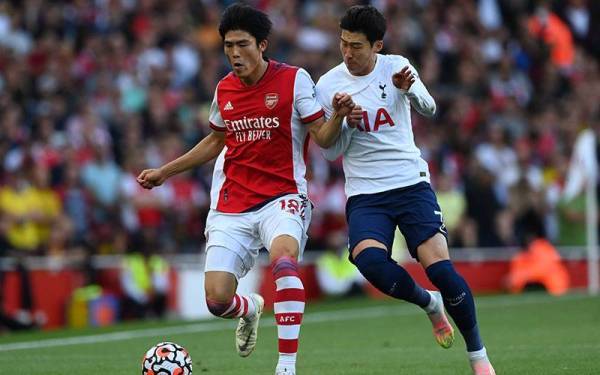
xmin=423 ymin=290 xmax=440 ymax=314
xmin=277 ymin=353 xmax=297 ymax=368
xmin=209 ymin=294 xmax=258 ymax=320
xmin=468 ymin=347 xmax=488 ymax=361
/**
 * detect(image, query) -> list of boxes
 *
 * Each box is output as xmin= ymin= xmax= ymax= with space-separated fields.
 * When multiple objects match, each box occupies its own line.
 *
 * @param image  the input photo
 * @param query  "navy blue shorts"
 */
xmin=346 ymin=182 xmax=447 ymax=259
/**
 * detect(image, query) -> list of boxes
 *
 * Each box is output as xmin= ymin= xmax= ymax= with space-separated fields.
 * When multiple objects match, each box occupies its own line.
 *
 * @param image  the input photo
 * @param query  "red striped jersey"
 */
xmin=208 ymin=60 xmax=324 ymax=213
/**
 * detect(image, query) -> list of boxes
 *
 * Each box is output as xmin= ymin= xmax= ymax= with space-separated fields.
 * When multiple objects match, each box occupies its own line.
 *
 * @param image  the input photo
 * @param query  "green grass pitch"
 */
xmin=0 ymin=292 xmax=598 ymax=374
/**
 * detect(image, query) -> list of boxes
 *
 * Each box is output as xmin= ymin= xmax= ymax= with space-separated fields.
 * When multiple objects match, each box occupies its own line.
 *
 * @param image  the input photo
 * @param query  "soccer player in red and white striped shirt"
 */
xmin=137 ymin=4 xmax=355 ymax=374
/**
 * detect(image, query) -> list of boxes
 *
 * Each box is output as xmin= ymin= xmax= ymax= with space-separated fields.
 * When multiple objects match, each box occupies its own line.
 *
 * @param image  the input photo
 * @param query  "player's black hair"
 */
xmin=218 ymin=3 xmax=272 ymax=44
xmin=340 ymin=5 xmax=386 ymax=45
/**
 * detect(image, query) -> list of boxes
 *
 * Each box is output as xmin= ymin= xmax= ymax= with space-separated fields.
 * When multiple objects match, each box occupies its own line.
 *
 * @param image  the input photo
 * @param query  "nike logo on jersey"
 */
xmin=224 ymin=101 xmax=234 ymax=111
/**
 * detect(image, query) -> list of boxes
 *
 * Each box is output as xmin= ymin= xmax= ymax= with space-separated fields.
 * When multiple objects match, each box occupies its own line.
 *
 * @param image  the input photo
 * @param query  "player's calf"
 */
xmin=206 ymin=294 xmax=260 ymax=320
xmin=425 ymin=260 xmax=483 ymax=352
xmin=272 ymin=256 xmax=305 ymax=374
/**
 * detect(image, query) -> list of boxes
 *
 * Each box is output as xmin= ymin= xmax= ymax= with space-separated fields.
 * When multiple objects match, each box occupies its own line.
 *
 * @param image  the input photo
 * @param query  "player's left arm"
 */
xmin=294 ymin=69 xmax=354 ymax=148
xmin=392 ymin=64 xmax=436 ymax=117
xmin=307 ymin=93 xmax=355 ymax=148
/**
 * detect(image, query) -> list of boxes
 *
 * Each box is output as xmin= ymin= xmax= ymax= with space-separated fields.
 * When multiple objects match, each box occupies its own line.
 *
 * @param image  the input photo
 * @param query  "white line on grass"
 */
xmin=0 ymin=293 xmax=591 ymax=352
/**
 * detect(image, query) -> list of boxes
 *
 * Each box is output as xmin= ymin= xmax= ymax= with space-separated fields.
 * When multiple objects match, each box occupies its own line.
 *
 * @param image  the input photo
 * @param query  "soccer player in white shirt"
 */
xmin=137 ymin=4 xmax=354 ymax=375
xmin=316 ymin=6 xmax=495 ymax=375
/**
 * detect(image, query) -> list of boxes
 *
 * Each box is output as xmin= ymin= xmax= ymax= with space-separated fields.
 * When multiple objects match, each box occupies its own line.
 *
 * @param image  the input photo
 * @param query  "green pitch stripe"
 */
xmin=0 ymin=292 xmax=590 ymax=352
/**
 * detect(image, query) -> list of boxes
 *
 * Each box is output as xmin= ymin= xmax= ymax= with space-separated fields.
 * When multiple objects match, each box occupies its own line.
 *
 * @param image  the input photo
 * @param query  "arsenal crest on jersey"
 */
xmin=265 ymin=93 xmax=278 ymax=109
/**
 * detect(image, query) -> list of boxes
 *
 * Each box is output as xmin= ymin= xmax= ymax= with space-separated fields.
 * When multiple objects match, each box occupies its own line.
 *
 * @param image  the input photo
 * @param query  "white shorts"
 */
xmin=204 ymin=194 xmax=311 ymax=279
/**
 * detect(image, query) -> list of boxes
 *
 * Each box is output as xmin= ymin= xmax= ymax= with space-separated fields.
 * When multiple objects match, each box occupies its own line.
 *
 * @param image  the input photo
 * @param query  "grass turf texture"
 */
xmin=0 ymin=292 xmax=598 ymax=374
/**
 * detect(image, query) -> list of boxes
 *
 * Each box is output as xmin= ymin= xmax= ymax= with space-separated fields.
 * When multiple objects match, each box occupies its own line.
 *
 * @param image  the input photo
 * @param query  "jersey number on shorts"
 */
xmin=434 ymin=210 xmax=447 ymax=234
xmin=279 ymin=198 xmax=307 ymax=220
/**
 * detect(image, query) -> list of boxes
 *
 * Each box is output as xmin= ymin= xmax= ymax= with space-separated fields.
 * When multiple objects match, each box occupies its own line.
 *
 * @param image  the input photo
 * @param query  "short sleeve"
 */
xmin=208 ymin=87 xmax=226 ymax=132
xmin=315 ymin=77 xmax=334 ymax=120
xmin=294 ymin=69 xmax=325 ymax=124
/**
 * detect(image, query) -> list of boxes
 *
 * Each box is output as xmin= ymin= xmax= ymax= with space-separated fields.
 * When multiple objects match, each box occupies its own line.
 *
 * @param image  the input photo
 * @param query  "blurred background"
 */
xmin=0 ymin=0 xmax=598 ymax=331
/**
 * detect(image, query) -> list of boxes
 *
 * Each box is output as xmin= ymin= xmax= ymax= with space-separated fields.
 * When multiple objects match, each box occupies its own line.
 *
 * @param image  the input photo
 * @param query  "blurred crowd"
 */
xmin=0 ymin=0 xmax=598 ymax=261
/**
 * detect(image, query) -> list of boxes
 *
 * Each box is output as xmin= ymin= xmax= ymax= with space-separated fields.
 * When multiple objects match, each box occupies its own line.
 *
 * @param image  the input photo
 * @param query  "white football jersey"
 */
xmin=316 ymin=54 xmax=436 ymax=198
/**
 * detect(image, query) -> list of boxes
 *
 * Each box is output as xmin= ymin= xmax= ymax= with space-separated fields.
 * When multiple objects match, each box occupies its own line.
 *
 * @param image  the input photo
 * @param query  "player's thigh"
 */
xmin=257 ymin=194 xmax=311 ymax=261
xmin=346 ymin=193 xmax=396 ymax=260
xmin=204 ymin=210 xmax=261 ymax=280
xmin=395 ymin=182 xmax=449 ymax=260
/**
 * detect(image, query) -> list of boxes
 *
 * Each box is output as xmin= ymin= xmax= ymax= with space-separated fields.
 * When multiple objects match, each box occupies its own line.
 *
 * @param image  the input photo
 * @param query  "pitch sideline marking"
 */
xmin=0 ymin=293 xmax=591 ymax=352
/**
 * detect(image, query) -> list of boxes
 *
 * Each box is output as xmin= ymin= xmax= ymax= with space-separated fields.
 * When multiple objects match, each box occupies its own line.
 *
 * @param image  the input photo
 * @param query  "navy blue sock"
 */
xmin=425 ymin=260 xmax=483 ymax=351
xmin=354 ymin=247 xmax=431 ymax=308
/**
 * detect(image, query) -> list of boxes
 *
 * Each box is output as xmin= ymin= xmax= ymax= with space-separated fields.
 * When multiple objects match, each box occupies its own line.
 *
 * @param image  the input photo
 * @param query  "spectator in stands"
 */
xmin=57 ymin=160 xmax=91 ymax=245
xmin=435 ymin=173 xmax=473 ymax=248
xmin=527 ymin=1 xmax=575 ymax=70
xmin=316 ymin=231 xmax=365 ymax=297
xmin=119 ymin=232 xmax=169 ymax=320
xmin=464 ymin=161 xmax=504 ymax=247
xmin=556 ymin=193 xmax=586 ymax=247
xmin=0 ymin=0 xmax=597 ymax=255
xmin=29 ymin=164 xmax=67 ymax=248
xmin=506 ymin=230 xmax=570 ymax=296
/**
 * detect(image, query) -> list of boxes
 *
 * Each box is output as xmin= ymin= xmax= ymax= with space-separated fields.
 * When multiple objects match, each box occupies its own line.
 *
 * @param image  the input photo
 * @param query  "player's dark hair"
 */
xmin=218 ymin=3 xmax=272 ymax=44
xmin=340 ymin=5 xmax=386 ymax=45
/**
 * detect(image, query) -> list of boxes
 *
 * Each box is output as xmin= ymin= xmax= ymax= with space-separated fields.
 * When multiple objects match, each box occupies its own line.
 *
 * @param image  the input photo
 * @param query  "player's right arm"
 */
xmin=137 ymin=131 xmax=225 ymax=189
xmin=138 ymin=87 xmax=227 ymax=190
xmin=319 ymin=113 xmax=357 ymax=161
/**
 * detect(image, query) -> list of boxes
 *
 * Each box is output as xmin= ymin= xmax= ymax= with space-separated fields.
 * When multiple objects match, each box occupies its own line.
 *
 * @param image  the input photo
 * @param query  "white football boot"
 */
xmin=426 ymin=290 xmax=455 ymax=349
xmin=236 ymin=293 xmax=264 ymax=357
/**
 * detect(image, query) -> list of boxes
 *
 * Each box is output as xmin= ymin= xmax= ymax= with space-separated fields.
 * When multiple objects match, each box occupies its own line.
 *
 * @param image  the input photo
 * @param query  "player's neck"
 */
xmin=240 ymin=58 xmax=269 ymax=86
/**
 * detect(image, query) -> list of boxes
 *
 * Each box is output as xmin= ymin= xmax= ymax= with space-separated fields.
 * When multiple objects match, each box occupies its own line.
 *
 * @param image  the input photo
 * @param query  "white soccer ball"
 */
xmin=142 ymin=341 xmax=193 ymax=375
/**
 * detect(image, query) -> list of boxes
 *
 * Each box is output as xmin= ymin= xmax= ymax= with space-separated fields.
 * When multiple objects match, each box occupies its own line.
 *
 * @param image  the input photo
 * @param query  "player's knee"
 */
xmin=351 ymin=239 xmax=386 ymax=261
xmin=270 ymin=235 xmax=300 ymax=261
xmin=206 ymin=297 xmax=233 ymax=317
xmin=205 ymin=285 xmax=235 ymax=317
xmin=271 ymin=248 xmax=298 ymax=260
xmin=204 ymin=271 xmax=237 ymax=312
xmin=204 ymin=283 xmax=235 ymax=317
xmin=353 ymin=247 xmax=388 ymax=281
xmin=417 ymin=233 xmax=450 ymax=268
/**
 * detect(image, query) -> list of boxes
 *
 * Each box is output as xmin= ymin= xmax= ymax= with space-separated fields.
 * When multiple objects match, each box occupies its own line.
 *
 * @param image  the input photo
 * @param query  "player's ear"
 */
xmin=258 ymin=39 xmax=268 ymax=53
xmin=373 ymin=40 xmax=383 ymax=53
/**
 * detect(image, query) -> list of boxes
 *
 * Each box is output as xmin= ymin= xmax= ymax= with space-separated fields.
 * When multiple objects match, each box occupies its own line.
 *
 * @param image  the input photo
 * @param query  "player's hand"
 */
xmin=346 ymin=105 xmax=363 ymax=128
xmin=332 ymin=92 xmax=355 ymax=117
xmin=392 ymin=66 xmax=416 ymax=91
xmin=137 ymin=168 xmax=167 ymax=190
